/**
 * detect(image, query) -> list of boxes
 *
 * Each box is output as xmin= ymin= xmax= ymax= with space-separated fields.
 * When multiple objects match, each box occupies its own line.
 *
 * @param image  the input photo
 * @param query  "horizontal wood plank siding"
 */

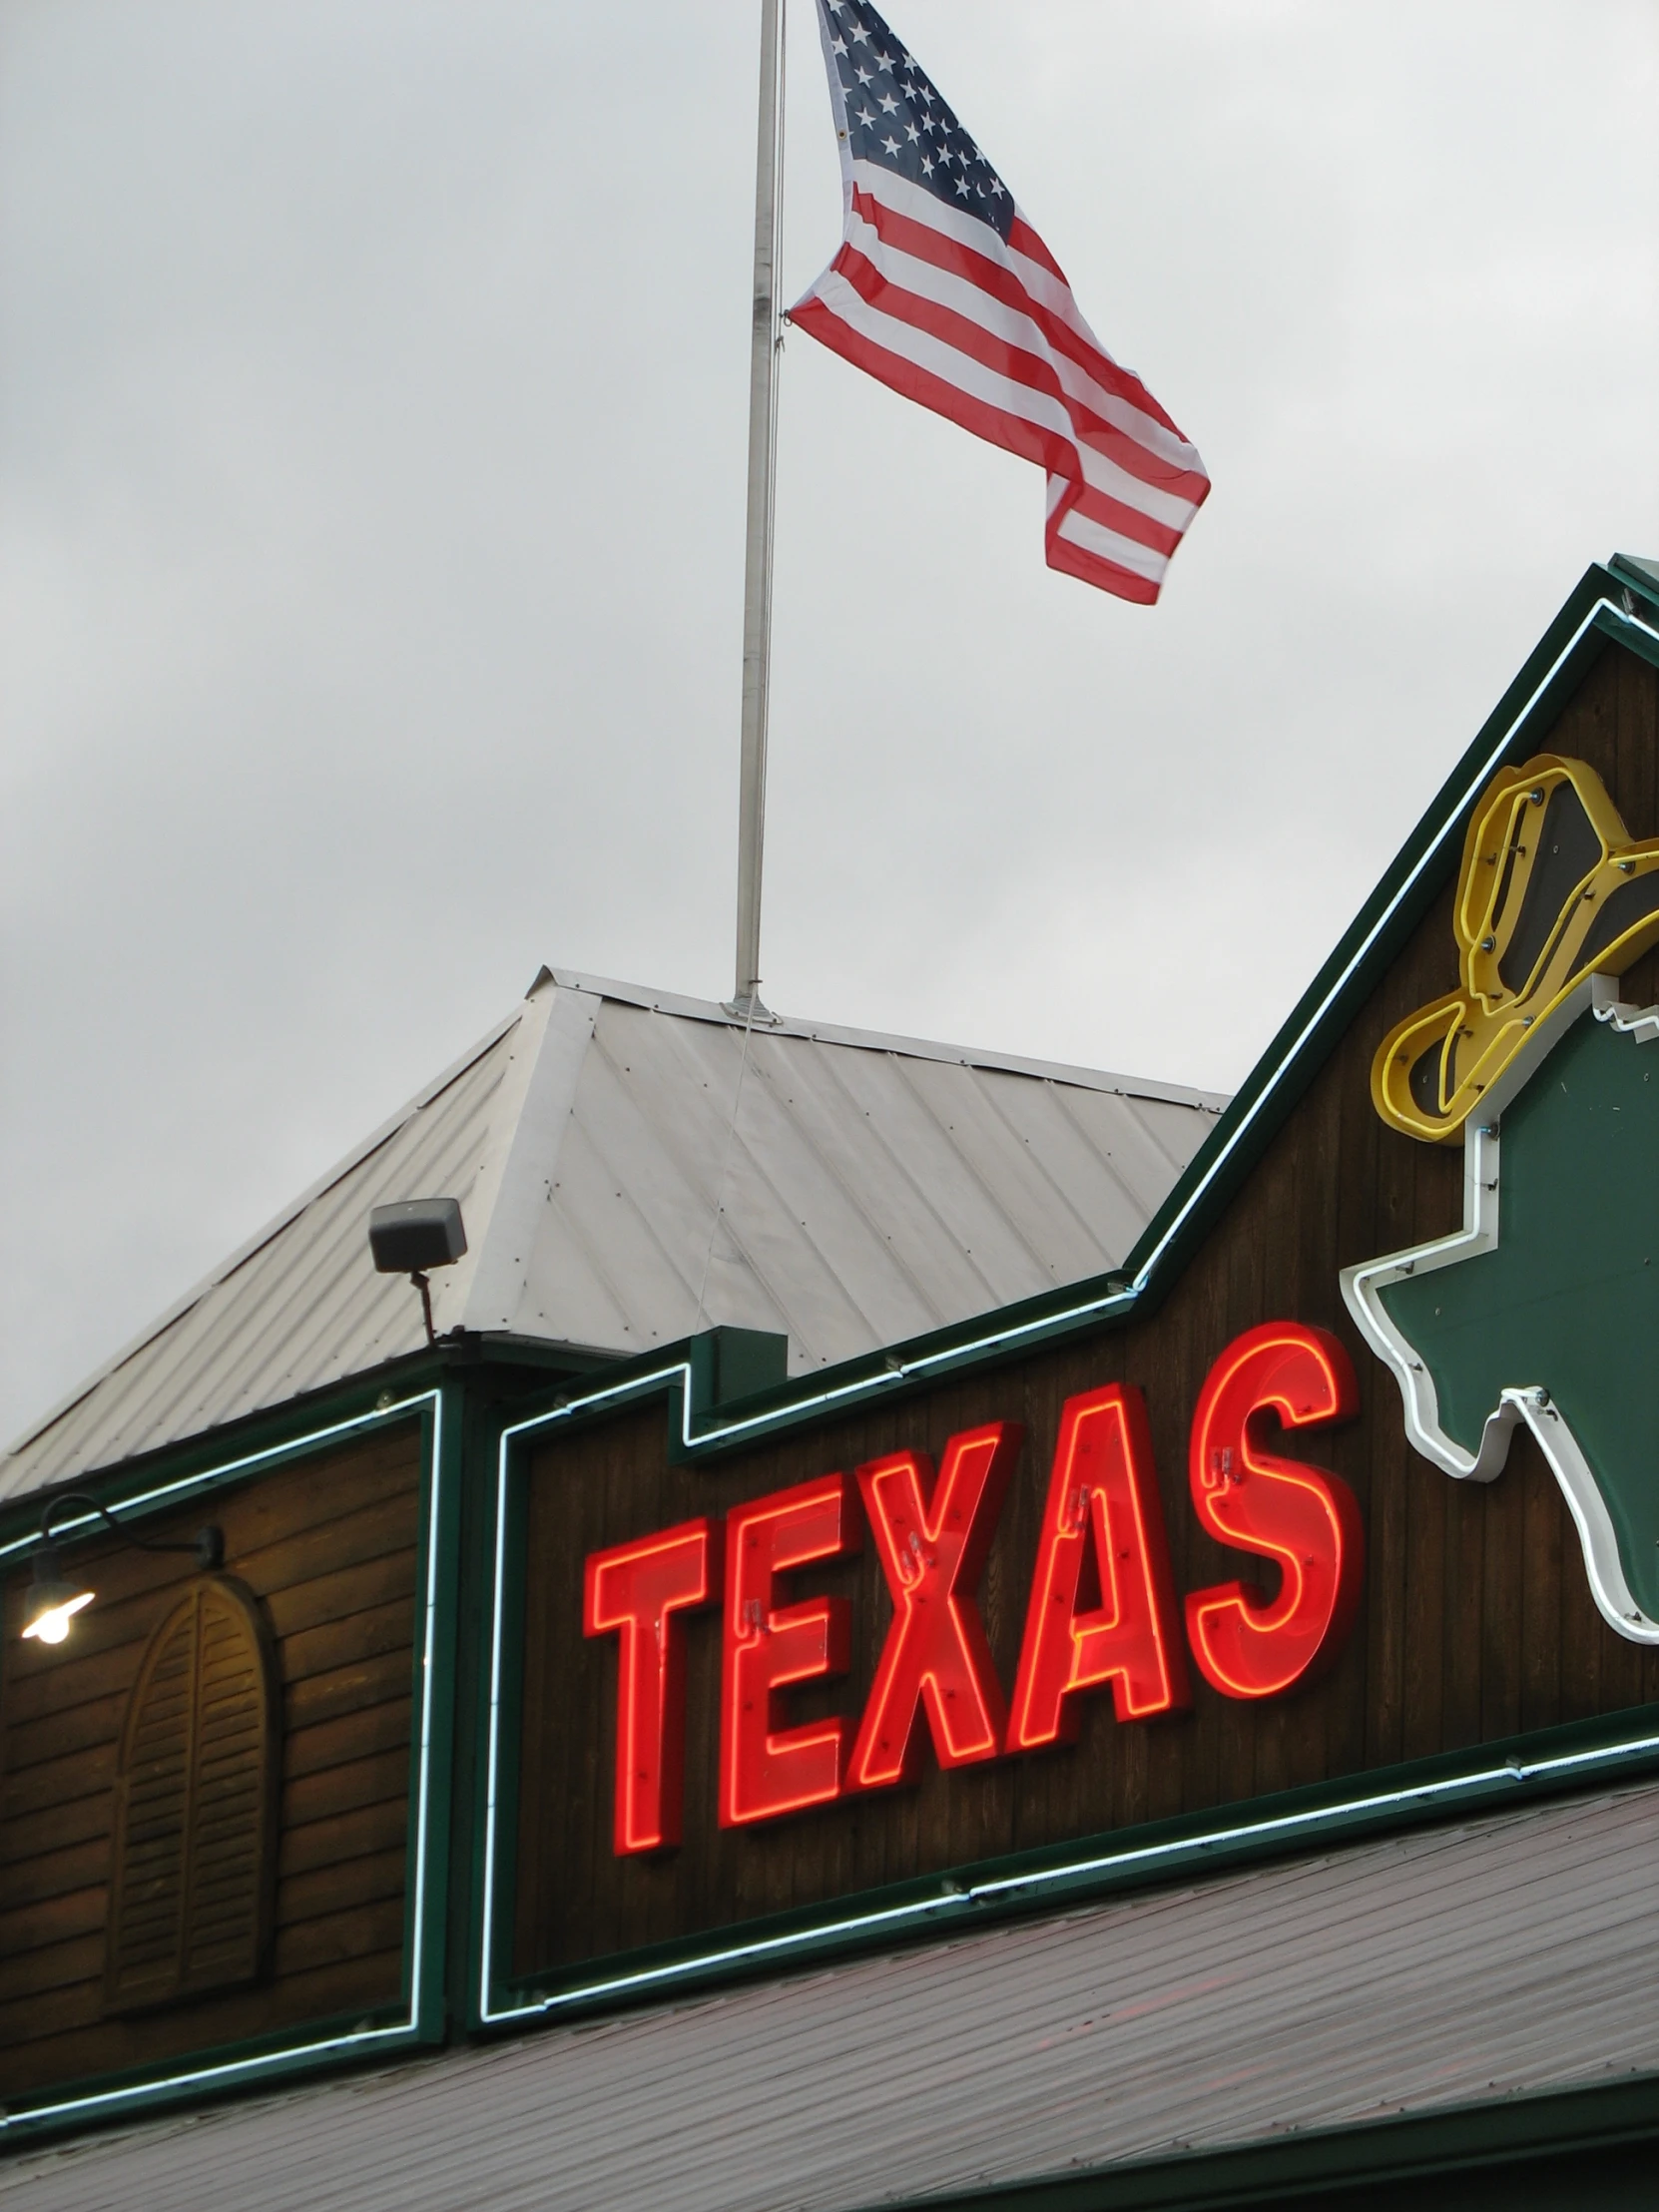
xmin=0 ymin=1421 xmax=423 ymax=2102
xmin=512 ymin=646 xmax=1659 ymax=1983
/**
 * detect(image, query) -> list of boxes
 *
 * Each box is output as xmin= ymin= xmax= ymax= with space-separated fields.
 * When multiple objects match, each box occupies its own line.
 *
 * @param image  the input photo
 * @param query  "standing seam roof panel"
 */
xmin=1 ymin=1027 xmax=522 ymax=1492
xmin=641 ymin=1022 xmax=926 ymax=1363
xmin=721 ymin=1043 xmax=984 ymax=1346
xmin=3 ymin=975 xmax=1225 ymax=1495
xmin=895 ymin=1053 xmax=1136 ymax=1291
xmin=568 ymin=1010 xmax=902 ymax=1359
xmin=738 ymin=1038 xmax=1007 ymax=1321
xmin=990 ymin=1077 xmax=1200 ymax=1253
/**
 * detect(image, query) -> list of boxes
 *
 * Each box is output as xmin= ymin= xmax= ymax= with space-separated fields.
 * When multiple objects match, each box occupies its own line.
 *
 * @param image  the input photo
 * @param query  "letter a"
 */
xmin=1007 ymin=1384 xmax=1188 ymax=1749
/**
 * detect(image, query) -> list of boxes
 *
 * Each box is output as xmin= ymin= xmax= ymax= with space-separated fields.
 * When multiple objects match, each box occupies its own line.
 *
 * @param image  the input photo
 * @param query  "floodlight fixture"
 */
xmin=367 ymin=1197 xmax=467 ymax=1346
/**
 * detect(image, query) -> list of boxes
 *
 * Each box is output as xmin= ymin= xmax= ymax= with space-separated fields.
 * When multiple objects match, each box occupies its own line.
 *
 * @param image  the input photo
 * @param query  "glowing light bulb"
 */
xmin=22 ymin=1586 xmax=94 ymax=1644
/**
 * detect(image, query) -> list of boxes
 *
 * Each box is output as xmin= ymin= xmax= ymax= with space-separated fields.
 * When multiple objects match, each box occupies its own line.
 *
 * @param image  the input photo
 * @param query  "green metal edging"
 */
xmin=843 ymin=2073 xmax=1659 ymax=2212
xmin=467 ymin=566 xmax=1659 ymax=1482
xmin=0 ymin=1353 xmax=454 ymax=1560
xmin=475 ymin=1688 xmax=1659 ymax=2029
xmin=1107 ymin=566 xmax=1659 ymax=1307
xmin=400 ymin=1383 xmax=463 ymax=2033
xmin=0 ymin=1384 xmax=461 ymax=2146
xmin=467 ymin=1396 xmax=533 ymax=2029
xmin=458 ymin=561 xmax=1659 ymax=2040
xmin=11 ymin=558 xmax=1659 ymax=2138
xmin=464 ymin=569 xmax=1659 ymax=2038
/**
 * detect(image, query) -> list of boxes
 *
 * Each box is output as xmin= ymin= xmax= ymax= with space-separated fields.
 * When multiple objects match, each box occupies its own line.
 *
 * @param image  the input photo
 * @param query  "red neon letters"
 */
xmin=1006 ymin=1384 xmax=1189 ymax=1748
xmin=583 ymin=1517 xmax=721 ymax=1855
xmin=719 ymin=1473 xmax=861 ymax=1827
xmin=1184 ymin=1323 xmax=1364 ymax=1700
xmin=584 ymin=1322 xmax=1370 ymax=1854
xmin=848 ymin=1423 xmax=1020 ymax=1789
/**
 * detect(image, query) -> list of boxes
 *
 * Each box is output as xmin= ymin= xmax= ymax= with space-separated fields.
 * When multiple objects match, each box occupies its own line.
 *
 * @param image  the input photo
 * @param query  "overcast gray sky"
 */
xmin=3 ymin=0 xmax=1656 ymax=1446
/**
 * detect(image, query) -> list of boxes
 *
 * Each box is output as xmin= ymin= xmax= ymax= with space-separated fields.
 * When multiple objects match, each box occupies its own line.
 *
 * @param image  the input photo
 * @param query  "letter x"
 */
xmin=848 ymin=1422 xmax=1020 ymax=1789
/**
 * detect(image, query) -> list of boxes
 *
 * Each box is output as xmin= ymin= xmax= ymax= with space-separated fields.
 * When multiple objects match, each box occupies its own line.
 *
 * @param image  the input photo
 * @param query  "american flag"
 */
xmin=790 ymin=0 xmax=1209 ymax=605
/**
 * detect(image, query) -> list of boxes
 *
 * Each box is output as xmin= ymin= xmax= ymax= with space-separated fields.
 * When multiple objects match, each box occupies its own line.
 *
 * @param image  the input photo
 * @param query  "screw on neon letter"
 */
xmin=1006 ymin=1384 xmax=1189 ymax=1750
xmin=848 ymin=1422 xmax=1020 ymax=1790
xmin=719 ymin=1473 xmax=861 ymax=1827
xmin=1184 ymin=1322 xmax=1364 ymax=1700
xmin=583 ymin=1517 xmax=722 ymax=1855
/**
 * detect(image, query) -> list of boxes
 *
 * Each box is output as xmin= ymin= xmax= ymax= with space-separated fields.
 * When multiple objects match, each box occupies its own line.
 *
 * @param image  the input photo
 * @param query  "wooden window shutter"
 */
xmin=105 ymin=1576 xmax=279 ymax=2013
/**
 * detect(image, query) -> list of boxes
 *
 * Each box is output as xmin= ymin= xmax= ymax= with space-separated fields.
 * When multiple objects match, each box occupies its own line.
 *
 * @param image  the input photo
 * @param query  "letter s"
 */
xmin=1184 ymin=1322 xmax=1363 ymax=1699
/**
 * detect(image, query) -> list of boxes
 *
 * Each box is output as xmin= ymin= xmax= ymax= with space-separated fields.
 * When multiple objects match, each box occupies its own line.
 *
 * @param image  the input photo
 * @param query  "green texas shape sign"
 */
xmin=1344 ymin=754 xmax=1659 ymax=1643
xmin=1345 ymin=996 xmax=1659 ymax=1638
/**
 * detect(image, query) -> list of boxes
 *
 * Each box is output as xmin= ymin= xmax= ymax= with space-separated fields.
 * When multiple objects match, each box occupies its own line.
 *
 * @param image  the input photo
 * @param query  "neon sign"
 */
xmin=585 ymin=1321 xmax=1365 ymax=1855
xmin=1184 ymin=1324 xmax=1363 ymax=1699
xmin=849 ymin=1423 xmax=1018 ymax=1788
xmin=583 ymin=1518 xmax=722 ymax=1854
xmin=719 ymin=1473 xmax=861 ymax=1827
xmin=1006 ymin=1385 xmax=1188 ymax=1748
xmin=1351 ymin=751 xmax=1659 ymax=1646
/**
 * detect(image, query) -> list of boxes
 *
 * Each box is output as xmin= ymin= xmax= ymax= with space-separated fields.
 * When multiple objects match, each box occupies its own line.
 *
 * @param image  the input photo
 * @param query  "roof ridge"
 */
xmin=541 ymin=966 xmax=1228 ymax=1113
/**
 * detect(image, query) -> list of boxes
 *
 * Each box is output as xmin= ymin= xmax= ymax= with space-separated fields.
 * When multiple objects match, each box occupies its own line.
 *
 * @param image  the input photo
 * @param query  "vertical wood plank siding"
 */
xmin=0 ymin=1422 xmax=422 ymax=2102
xmin=512 ymin=645 xmax=1659 ymax=1982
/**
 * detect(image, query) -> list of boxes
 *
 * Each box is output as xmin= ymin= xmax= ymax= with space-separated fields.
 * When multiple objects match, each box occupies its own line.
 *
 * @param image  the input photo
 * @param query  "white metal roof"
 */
xmin=1 ymin=968 xmax=1224 ymax=1503
xmin=8 ymin=1779 xmax=1657 ymax=2207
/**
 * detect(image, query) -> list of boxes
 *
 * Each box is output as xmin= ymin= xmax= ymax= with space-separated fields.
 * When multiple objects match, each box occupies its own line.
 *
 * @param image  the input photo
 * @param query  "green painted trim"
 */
xmin=841 ymin=2074 xmax=1659 ymax=2211
xmin=0 ymin=1388 xmax=459 ymax=2145
xmin=0 ymin=1358 xmax=451 ymax=1557
xmin=0 ymin=1334 xmax=610 ymax=1559
xmin=14 ymin=573 xmax=1650 ymax=1548
xmin=464 ymin=1401 xmax=532 ymax=2031
xmin=478 ymin=1688 xmax=1659 ymax=2027
xmin=470 ymin=563 xmax=1659 ymax=2039
xmin=0 ymin=2002 xmax=423 ymax=2149
xmin=9 ymin=562 xmax=1657 ymax=2139
xmin=1117 ymin=573 xmax=1649 ymax=1308
xmin=402 ymin=1385 xmax=464 ymax=2034
xmin=469 ymin=569 xmax=1659 ymax=1484
xmin=1609 ymin=551 xmax=1659 ymax=612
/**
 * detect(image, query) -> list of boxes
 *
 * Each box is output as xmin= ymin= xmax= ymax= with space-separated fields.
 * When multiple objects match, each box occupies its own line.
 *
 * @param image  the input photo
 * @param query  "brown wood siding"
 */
xmin=0 ymin=1421 xmax=423 ymax=2103
xmin=512 ymin=642 xmax=1659 ymax=1983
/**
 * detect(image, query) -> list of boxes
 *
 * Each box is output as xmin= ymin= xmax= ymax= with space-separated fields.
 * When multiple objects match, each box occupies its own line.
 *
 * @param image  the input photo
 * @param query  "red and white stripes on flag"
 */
xmin=790 ymin=0 xmax=1209 ymax=606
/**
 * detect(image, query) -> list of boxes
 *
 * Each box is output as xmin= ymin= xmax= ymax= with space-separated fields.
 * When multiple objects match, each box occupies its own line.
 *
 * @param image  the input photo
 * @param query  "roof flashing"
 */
xmin=1611 ymin=551 xmax=1659 ymax=600
xmin=539 ymin=965 xmax=1226 ymax=1111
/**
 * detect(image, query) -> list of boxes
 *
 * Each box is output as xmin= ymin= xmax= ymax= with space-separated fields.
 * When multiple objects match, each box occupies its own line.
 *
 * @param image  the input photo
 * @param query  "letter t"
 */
xmin=584 ymin=1517 xmax=722 ymax=1855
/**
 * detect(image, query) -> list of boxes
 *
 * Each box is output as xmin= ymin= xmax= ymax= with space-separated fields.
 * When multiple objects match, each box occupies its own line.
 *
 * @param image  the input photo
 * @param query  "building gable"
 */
xmin=3 ymin=558 xmax=1658 ymax=2173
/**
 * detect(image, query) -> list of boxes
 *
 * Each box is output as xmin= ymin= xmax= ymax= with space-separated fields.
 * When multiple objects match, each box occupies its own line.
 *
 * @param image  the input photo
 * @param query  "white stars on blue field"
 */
xmin=823 ymin=0 xmax=1012 ymax=240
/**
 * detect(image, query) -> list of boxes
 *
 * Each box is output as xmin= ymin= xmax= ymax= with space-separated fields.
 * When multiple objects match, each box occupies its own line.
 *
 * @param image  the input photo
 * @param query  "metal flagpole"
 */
xmin=732 ymin=0 xmax=785 ymax=1016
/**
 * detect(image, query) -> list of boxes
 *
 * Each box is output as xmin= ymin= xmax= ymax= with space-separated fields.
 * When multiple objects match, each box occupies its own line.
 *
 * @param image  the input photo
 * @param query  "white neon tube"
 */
xmin=3 ymin=1388 xmax=449 ymax=2136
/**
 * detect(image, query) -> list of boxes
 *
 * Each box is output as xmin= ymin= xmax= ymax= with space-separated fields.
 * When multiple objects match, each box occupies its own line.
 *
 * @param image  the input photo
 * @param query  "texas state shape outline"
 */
xmin=1342 ymin=974 xmax=1659 ymax=1644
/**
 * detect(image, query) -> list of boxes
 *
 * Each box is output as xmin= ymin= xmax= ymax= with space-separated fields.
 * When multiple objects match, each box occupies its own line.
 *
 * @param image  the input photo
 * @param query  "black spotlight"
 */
xmin=368 ymin=1198 xmax=467 ymax=1345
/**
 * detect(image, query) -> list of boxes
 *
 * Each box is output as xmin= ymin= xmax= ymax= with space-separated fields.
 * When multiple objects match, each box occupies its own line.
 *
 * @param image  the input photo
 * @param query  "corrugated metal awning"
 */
xmin=5 ymin=1781 xmax=1656 ymax=2208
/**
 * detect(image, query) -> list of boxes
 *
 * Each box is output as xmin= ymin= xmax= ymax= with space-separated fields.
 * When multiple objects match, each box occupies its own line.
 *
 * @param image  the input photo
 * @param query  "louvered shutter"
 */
xmin=106 ymin=1578 xmax=278 ymax=2013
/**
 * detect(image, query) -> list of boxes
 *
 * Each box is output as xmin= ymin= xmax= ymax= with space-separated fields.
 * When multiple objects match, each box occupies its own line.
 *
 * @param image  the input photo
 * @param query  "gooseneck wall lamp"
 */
xmin=20 ymin=1493 xmax=224 ymax=1646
